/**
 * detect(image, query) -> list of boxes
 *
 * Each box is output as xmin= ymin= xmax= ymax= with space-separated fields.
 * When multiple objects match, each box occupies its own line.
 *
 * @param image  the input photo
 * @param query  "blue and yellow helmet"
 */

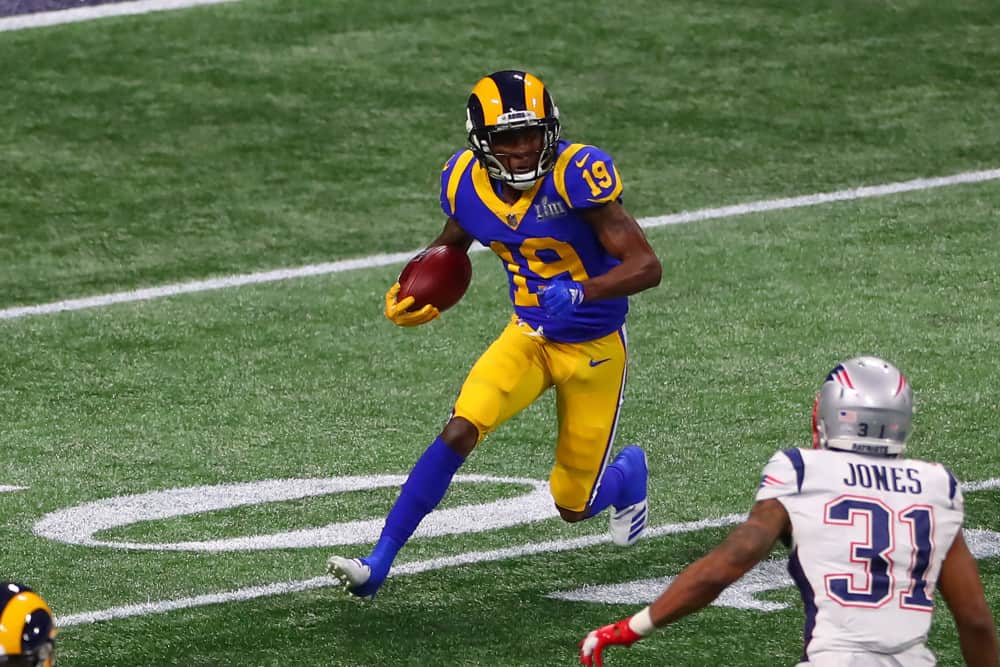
xmin=0 ymin=583 xmax=55 ymax=667
xmin=465 ymin=70 xmax=561 ymax=190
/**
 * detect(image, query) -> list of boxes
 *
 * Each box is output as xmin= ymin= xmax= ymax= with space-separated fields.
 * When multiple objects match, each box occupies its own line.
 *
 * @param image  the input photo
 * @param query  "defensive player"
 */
xmin=328 ymin=70 xmax=662 ymax=598
xmin=0 ymin=582 xmax=56 ymax=667
xmin=580 ymin=356 xmax=1000 ymax=666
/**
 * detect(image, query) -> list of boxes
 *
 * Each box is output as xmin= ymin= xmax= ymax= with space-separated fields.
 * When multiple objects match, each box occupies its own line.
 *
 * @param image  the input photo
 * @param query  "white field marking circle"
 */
xmin=52 ymin=479 xmax=1000 ymax=627
xmin=33 ymin=475 xmax=558 ymax=551
xmin=55 ymin=512 xmax=746 ymax=627
xmin=2 ymin=168 xmax=998 ymax=321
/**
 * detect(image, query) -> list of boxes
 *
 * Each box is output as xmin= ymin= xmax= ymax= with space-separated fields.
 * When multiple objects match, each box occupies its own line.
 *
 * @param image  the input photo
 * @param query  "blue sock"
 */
xmin=587 ymin=463 xmax=626 ymax=517
xmin=367 ymin=436 xmax=465 ymax=572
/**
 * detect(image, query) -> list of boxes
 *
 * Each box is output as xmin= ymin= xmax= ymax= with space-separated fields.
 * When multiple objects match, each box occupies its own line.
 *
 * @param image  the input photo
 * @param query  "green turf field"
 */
xmin=1 ymin=1 xmax=998 ymax=665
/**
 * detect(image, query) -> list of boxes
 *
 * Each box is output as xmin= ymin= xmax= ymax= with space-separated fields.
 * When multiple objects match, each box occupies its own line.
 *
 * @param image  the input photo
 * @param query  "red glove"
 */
xmin=579 ymin=618 xmax=643 ymax=666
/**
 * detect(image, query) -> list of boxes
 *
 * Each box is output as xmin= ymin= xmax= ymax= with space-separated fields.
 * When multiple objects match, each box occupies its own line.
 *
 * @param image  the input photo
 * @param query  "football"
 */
xmin=397 ymin=244 xmax=472 ymax=312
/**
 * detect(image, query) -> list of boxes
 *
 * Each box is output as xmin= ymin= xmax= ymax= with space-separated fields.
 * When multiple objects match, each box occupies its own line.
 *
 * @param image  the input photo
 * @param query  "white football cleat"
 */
xmin=608 ymin=445 xmax=649 ymax=546
xmin=327 ymin=556 xmax=375 ymax=599
xmin=610 ymin=498 xmax=648 ymax=546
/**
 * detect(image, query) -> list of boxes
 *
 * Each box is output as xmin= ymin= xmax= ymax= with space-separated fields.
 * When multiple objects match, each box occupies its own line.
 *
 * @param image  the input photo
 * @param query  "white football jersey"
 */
xmin=755 ymin=448 xmax=964 ymax=659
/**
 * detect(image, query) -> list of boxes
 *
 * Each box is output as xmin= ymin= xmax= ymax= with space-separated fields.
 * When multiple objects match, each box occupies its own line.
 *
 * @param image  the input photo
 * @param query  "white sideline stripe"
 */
xmin=56 ymin=477 xmax=1000 ymax=627
xmin=965 ymin=478 xmax=1000 ymax=492
xmin=0 ymin=250 xmax=418 ymax=321
xmin=56 ymin=513 xmax=744 ymax=627
xmin=2 ymin=167 xmax=999 ymax=322
xmin=0 ymin=0 xmax=242 ymax=32
xmin=640 ymin=168 xmax=1000 ymax=228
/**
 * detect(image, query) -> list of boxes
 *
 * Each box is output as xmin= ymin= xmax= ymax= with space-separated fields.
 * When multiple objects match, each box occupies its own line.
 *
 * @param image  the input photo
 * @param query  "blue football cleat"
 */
xmin=608 ymin=445 xmax=649 ymax=546
xmin=327 ymin=556 xmax=389 ymax=599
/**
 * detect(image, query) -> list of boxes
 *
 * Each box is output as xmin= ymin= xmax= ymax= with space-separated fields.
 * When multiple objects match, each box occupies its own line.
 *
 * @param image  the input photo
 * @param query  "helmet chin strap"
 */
xmin=508 ymin=177 xmax=538 ymax=191
xmin=499 ymin=164 xmax=542 ymax=190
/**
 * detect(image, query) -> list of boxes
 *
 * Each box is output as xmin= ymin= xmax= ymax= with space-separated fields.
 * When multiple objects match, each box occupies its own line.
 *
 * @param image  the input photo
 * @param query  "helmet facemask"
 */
xmin=467 ymin=111 xmax=560 ymax=190
xmin=0 ymin=642 xmax=55 ymax=667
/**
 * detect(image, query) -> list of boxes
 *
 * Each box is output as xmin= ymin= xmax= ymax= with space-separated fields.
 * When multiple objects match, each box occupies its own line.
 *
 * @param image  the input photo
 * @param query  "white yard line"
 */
xmin=56 ymin=513 xmax=745 ymax=627
xmin=3 ymin=167 xmax=998 ymax=322
xmin=965 ymin=478 xmax=1000 ymax=492
xmin=56 ymin=475 xmax=1000 ymax=626
xmin=0 ymin=0 xmax=242 ymax=32
xmin=0 ymin=250 xmax=418 ymax=321
xmin=640 ymin=168 xmax=1000 ymax=227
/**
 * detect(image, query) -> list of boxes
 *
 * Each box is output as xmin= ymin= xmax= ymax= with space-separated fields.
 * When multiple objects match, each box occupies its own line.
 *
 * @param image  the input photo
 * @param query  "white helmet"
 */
xmin=812 ymin=356 xmax=913 ymax=457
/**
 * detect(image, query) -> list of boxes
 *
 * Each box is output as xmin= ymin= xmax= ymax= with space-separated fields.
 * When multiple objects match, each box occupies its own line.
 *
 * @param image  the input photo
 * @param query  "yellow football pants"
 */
xmin=453 ymin=315 xmax=628 ymax=512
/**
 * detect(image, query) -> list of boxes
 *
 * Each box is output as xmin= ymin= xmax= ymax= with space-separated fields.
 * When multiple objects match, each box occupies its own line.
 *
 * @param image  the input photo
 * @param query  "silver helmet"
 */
xmin=812 ymin=356 xmax=913 ymax=457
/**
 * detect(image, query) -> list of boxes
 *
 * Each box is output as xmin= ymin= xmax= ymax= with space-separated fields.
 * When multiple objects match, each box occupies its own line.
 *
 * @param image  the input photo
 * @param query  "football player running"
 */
xmin=580 ymin=356 xmax=1000 ymax=667
xmin=328 ymin=70 xmax=662 ymax=598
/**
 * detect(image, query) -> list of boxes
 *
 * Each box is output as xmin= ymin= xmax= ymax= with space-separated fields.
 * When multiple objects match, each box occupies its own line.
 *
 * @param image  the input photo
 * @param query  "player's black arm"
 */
xmin=647 ymin=499 xmax=790 ymax=628
xmin=579 ymin=201 xmax=662 ymax=301
xmin=938 ymin=530 xmax=1000 ymax=667
xmin=427 ymin=217 xmax=475 ymax=251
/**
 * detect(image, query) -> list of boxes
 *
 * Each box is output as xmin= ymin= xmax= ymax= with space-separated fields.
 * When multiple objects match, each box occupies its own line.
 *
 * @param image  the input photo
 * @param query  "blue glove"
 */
xmin=539 ymin=280 xmax=585 ymax=318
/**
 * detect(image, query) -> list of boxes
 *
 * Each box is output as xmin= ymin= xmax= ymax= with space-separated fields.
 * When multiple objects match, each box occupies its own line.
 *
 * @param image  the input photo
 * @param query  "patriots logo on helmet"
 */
xmin=825 ymin=364 xmax=855 ymax=388
xmin=814 ymin=356 xmax=914 ymax=458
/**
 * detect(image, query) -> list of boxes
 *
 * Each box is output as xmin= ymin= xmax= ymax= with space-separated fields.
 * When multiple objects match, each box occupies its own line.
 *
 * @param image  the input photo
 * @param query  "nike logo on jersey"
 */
xmin=574 ymin=153 xmax=591 ymax=168
xmin=589 ymin=358 xmax=612 ymax=367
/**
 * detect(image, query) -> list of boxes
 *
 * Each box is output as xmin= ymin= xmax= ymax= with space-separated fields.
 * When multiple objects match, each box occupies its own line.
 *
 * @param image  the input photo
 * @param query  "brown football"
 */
xmin=397 ymin=245 xmax=472 ymax=312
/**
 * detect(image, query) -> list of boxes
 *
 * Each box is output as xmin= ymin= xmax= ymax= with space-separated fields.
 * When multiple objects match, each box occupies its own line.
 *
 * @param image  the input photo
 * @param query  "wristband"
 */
xmin=627 ymin=606 xmax=656 ymax=637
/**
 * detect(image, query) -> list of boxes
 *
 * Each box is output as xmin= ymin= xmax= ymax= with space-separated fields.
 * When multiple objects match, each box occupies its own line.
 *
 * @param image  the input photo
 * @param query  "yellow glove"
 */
xmin=384 ymin=282 xmax=440 ymax=327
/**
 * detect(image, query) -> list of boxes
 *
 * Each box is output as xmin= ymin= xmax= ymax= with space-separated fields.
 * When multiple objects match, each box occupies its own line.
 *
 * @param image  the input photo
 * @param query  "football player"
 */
xmin=0 ymin=582 xmax=56 ymax=667
xmin=328 ymin=70 xmax=662 ymax=598
xmin=579 ymin=356 xmax=1000 ymax=667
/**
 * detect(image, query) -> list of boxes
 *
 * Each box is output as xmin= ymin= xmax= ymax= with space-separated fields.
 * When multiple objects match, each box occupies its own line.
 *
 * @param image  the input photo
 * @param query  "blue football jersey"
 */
xmin=439 ymin=140 xmax=628 ymax=342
